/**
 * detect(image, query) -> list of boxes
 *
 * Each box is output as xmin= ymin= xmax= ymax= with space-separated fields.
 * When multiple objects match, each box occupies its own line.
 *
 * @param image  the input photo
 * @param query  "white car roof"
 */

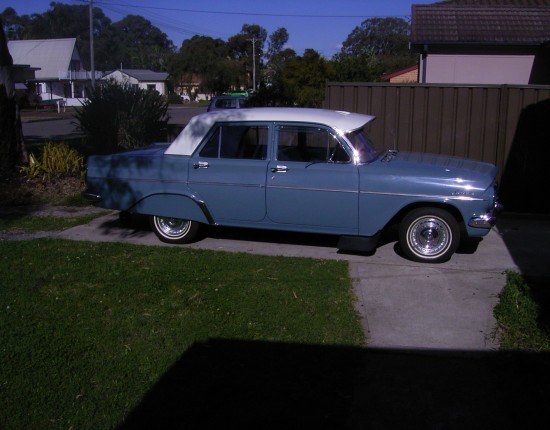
xmin=164 ymin=107 xmax=375 ymax=156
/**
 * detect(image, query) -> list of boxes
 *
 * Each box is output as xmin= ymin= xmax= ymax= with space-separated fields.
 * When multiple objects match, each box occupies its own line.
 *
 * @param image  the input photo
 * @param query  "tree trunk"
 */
xmin=0 ymin=17 xmax=27 ymax=175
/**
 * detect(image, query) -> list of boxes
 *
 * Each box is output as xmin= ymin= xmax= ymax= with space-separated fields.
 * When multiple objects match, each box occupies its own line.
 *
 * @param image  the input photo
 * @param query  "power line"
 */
xmin=94 ymin=1 xmax=407 ymax=19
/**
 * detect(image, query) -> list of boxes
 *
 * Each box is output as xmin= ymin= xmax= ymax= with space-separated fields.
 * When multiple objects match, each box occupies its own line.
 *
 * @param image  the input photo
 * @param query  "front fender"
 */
xmin=131 ymin=193 xmax=214 ymax=225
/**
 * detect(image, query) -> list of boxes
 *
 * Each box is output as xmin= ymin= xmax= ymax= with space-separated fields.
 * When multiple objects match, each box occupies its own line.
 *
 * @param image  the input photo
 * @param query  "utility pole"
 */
xmin=248 ymin=37 xmax=257 ymax=91
xmin=89 ymin=0 xmax=95 ymax=86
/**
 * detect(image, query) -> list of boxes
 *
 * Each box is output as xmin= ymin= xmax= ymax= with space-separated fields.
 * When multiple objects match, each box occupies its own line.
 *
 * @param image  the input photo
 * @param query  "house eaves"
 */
xmin=411 ymin=2 xmax=550 ymax=50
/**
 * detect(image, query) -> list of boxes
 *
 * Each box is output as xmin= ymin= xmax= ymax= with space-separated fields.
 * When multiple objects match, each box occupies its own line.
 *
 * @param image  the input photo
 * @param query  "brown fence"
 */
xmin=323 ymin=82 xmax=550 ymax=213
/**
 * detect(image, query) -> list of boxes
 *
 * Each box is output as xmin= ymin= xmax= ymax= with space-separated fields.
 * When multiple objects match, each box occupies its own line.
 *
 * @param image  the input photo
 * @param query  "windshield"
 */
xmin=345 ymin=127 xmax=380 ymax=163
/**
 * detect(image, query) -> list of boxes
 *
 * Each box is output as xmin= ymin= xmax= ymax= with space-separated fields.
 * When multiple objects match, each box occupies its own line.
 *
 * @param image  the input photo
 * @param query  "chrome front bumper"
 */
xmin=468 ymin=201 xmax=503 ymax=229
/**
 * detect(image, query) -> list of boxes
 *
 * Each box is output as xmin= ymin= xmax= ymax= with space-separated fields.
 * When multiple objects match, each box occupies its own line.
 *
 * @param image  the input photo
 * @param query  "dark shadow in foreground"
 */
xmin=117 ymin=339 xmax=550 ymax=430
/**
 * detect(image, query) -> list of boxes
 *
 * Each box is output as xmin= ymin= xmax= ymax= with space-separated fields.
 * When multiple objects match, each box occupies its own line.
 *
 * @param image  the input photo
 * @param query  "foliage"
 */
xmin=21 ymin=142 xmax=84 ymax=179
xmin=283 ymin=49 xmax=335 ymax=107
xmin=493 ymin=271 xmax=550 ymax=351
xmin=0 ymin=239 xmax=364 ymax=429
xmin=342 ymin=17 xmax=411 ymax=57
xmin=337 ymin=17 xmax=417 ymax=81
xmin=104 ymin=15 xmax=174 ymax=71
xmin=75 ymin=81 xmax=169 ymax=154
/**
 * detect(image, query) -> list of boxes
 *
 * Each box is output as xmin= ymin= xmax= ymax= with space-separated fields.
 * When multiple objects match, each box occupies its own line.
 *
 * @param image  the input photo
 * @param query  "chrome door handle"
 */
xmin=193 ymin=161 xmax=209 ymax=169
xmin=271 ymin=165 xmax=288 ymax=173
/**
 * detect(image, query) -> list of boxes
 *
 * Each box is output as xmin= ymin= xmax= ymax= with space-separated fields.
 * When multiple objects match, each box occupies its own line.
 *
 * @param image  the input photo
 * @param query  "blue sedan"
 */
xmin=83 ymin=108 xmax=501 ymax=263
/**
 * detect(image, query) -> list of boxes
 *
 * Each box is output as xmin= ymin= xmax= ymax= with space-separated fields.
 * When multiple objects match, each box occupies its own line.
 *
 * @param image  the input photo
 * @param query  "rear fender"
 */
xmin=131 ymin=193 xmax=214 ymax=225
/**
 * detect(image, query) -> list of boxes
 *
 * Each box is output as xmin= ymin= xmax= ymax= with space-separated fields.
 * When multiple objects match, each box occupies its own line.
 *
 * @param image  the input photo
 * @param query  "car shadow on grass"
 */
xmin=117 ymin=339 xmax=550 ymax=430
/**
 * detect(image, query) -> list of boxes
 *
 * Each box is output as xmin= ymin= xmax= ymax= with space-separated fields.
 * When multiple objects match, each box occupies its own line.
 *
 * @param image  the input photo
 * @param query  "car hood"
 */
xmin=364 ymin=151 xmax=498 ymax=197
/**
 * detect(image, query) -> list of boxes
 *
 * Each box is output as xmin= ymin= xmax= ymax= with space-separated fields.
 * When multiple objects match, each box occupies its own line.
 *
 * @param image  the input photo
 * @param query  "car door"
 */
xmin=266 ymin=124 xmax=359 ymax=234
xmin=188 ymin=122 xmax=270 ymax=223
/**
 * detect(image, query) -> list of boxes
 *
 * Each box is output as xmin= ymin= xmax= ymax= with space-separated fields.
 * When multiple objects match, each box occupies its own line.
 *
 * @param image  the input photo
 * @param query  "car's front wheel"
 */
xmin=150 ymin=216 xmax=200 ymax=244
xmin=399 ymin=207 xmax=459 ymax=263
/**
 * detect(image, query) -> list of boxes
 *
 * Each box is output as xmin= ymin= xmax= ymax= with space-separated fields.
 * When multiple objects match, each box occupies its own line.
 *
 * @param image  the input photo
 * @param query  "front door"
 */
xmin=266 ymin=124 xmax=359 ymax=235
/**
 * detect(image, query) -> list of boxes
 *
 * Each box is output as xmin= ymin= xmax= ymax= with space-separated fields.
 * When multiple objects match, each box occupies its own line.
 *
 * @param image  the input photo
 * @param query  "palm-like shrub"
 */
xmin=75 ymin=81 xmax=169 ymax=154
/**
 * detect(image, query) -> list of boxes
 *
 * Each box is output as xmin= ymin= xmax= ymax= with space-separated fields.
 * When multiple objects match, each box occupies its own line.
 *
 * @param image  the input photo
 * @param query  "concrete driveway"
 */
xmin=52 ymin=211 xmax=547 ymax=352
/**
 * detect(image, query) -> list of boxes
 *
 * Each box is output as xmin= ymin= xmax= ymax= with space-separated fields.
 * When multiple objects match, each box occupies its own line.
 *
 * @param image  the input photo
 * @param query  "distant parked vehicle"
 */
xmin=207 ymin=96 xmax=248 ymax=112
xmin=180 ymin=94 xmax=191 ymax=101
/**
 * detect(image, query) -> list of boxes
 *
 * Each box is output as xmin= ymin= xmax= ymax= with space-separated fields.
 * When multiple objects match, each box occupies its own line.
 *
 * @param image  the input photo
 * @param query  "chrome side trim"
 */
xmin=267 ymin=185 xmax=358 ymax=194
xmin=361 ymin=190 xmax=484 ymax=202
xmin=194 ymin=198 xmax=216 ymax=225
xmin=81 ymin=191 xmax=102 ymax=203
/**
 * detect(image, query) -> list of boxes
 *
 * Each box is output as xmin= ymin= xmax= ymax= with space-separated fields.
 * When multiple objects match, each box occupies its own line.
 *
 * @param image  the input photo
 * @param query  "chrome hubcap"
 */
xmin=408 ymin=216 xmax=451 ymax=258
xmin=156 ymin=217 xmax=191 ymax=238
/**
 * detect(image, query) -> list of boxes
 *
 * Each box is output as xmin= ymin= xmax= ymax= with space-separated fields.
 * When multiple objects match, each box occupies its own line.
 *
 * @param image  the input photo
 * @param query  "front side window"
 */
xmin=199 ymin=124 xmax=268 ymax=160
xmin=276 ymin=125 xmax=350 ymax=163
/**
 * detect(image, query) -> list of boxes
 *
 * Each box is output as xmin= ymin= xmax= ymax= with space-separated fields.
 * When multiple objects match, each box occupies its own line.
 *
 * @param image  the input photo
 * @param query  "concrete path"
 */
xmin=49 ymin=211 xmax=546 ymax=352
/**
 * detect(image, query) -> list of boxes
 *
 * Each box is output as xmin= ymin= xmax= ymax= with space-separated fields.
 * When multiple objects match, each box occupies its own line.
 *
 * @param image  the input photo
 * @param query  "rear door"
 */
xmin=188 ymin=122 xmax=270 ymax=222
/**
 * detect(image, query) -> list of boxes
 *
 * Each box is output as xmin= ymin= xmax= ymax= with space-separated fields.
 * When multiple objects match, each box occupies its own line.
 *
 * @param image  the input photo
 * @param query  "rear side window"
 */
xmin=199 ymin=124 xmax=268 ymax=160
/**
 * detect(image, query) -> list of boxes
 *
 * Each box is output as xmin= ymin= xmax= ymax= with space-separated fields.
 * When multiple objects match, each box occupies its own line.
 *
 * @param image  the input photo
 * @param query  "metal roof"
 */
xmin=411 ymin=0 xmax=550 ymax=46
xmin=7 ymin=38 xmax=77 ymax=80
xmin=103 ymin=69 xmax=169 ymax=82
xmin=165 ymin=108 xmax=375 ymax=156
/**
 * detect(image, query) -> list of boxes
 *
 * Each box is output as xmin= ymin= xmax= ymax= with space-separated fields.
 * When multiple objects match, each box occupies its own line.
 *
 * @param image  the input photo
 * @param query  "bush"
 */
xmin=75 ymin=81 xmax=169 ymax=154
xmin=22 ymin=142 xmax=84 ymax=179
xmin=165 ymin=92 xmax=183 ymax=104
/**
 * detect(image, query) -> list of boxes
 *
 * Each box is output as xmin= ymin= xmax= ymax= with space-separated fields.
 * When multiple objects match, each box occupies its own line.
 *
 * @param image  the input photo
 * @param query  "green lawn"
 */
xmin=0 ymin=212 xmax=109 ymax=232
xmin=0 ymin=239 xmax=364 ymax=429
xmin=493 ymin=271 xmax=550 ymax=351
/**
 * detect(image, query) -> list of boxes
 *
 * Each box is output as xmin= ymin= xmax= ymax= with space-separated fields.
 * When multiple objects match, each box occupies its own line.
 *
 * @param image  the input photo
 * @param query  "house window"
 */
xmin=147 ymin=84 xmax=156 ymax=91
xmin=199 ymin=124 xmax=268 ymax=160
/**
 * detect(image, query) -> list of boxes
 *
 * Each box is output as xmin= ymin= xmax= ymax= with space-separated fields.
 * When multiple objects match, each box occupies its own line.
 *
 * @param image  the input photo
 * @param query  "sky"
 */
xmin=1 ymin=0 xmax=436 ymax=57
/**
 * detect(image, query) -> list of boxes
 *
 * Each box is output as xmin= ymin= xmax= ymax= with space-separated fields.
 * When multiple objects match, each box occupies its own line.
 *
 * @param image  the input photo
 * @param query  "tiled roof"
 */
xmin=411 ymin=1 xmax=550 ymax=46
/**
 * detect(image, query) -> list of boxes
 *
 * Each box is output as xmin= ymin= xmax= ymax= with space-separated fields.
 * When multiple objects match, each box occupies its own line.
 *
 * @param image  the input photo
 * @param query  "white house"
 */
xmin=7 ymin=38 xmax=102 ymax=107
xmin=102 ymin=69 xmax=169 ymax=95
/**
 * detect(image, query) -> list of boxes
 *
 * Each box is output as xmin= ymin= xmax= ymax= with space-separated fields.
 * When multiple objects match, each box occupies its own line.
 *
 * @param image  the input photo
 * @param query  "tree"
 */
xmin=342 ymin=17 xmax=411 ymax=56
xmin=266 ymin=27 xmax=289 ymax=61
xmin=21 ymin=2 xmax=112 ymax=70
xmin=0 ymin=17 xmax=26 ymax=174
xmin=338 ymin=17 xmax=416 ymax=80
xmin=168 ymin=35 xmax=240 ymax=95
xmin=1 ymin=7 xmax=30 ymax=40
xmin=104 ymin=15 xmax=174 ymax=71
xmin=282 ymin=49 xmax=335 ymax=107
xmin=227 ymin=24 xmax=268 ymax=89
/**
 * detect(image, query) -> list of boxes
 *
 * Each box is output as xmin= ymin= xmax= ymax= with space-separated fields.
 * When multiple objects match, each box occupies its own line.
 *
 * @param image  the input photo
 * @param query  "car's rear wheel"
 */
xmin=399 ymin=207 xmax=459 ymax=263
xmin=150 ymin=216 xmax=200 ymax=244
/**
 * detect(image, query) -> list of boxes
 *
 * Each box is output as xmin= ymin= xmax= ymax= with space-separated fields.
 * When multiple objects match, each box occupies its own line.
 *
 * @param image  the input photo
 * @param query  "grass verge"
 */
xmin=0 ymin=212 xmax=109 ymax=232
xmin=493 ymin=271 xmax=550 ymax=351
xmin=0 ymin=239 xmax=364 ymax=429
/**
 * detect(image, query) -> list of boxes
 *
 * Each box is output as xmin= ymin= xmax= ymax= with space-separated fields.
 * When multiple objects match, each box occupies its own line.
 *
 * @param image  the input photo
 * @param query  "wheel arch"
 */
xmin=130 ymin=193 xmax=214 ymax=225
xmin=388 ymin=201 xmax=464 ymax=230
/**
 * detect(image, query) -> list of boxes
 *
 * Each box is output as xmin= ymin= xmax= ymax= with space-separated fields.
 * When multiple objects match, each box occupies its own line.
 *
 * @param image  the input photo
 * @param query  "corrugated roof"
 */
xmin=7 ymin=38 xmax=77 ymax=80
xmin=411 ymin=1 xmax=550 ymax=46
